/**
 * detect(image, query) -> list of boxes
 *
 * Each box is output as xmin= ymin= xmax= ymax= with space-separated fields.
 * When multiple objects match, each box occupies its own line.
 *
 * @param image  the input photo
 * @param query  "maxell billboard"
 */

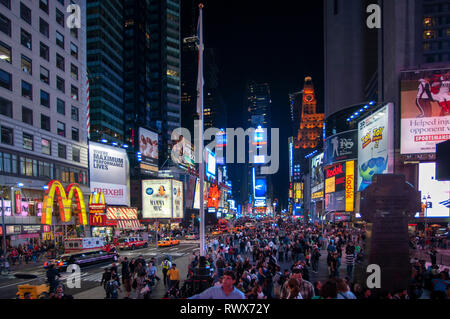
xmin=89 ymin=142 xmax=130 ymax=206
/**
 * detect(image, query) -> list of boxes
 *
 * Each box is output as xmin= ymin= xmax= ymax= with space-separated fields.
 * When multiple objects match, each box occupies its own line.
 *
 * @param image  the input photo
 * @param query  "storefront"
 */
xmin=106 ymin=207 xmax=144 ymax=238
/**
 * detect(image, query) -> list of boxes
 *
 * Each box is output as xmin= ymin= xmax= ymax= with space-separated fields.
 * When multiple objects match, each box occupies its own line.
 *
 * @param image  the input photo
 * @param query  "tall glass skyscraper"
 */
xmin=86 ymin=0 xmax=124 ymax=143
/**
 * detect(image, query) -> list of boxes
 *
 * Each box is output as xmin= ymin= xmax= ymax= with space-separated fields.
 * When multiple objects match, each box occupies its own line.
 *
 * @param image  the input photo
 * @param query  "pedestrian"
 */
xmin=345 ymin=249 xmax=356 ymax=279
xmin=429 ymin=248 xmax=437 ymax=266
xmin=106 ymin=274 xmax=121 ymax=299
xmin=287 ymin=278 xmax=303 ymax=299
xmin=101 ymin=268 xmax=112 ymax=298
xmin=336 ymin=278 xmax=357 ymax=299
xmin=121 ymin=257 xmax=132 ymax=299
xmin=50 ymin=284 xmax=74 ymax=300
xmin=161 ymin=257 xmax=171 ymax=286
xmin=167 ymin=263 xmax=180 ymax=290
xmin=311 ymin=246 xmax=321 ymax=273
xmin=46 ymin=264 xmax=61 ymax=294
xmin=189 ymin=270 xmax=245 ymax=299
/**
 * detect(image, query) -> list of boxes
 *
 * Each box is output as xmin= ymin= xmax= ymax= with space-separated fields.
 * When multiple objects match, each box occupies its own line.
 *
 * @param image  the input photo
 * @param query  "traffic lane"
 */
xmin=0 ymin=243 xmax=199 ymax=299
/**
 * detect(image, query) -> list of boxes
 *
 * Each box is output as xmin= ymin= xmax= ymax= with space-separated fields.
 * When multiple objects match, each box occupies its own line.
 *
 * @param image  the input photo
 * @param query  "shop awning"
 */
xmin=106 ymin=207 xmax=138 ymax=220
xmin=116 ymin=219 xmax=144 ymax=230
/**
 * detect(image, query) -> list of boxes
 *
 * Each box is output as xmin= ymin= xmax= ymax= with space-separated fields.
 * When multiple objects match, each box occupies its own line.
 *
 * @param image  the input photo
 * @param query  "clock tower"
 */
xmin=295 ymin=77 xmax=324 ymax=150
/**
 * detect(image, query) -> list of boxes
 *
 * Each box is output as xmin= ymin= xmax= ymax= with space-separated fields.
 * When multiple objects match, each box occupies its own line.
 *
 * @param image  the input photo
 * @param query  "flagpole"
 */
xmin=198 ymin=3 xmax=206 ymax=257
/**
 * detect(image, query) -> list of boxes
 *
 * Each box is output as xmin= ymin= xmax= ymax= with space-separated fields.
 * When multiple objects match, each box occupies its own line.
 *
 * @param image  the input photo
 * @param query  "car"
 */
xmin=185 ymin=233 xmax=199 ymax=240
xmin=211 ymin=229 xmax=223 ymax=236
xmin=232 ymin=226 xmax=244 ymax=232
xmin=43 ymin=249 xmax=119 ymax=271
xmin=114 ymin=236 xmax=148 ymax=250
xmin=157 ymin=237 xmax=180 ymax=247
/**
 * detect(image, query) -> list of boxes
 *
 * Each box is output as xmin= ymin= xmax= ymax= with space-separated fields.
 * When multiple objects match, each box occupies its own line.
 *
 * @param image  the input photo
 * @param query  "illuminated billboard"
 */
xmin=418 ymin=163 xmax=450 ymax=218
xmin=357 ymin=103 xmax=394 ymax=192
xmin=139 ymin=127 xmax=158 ymax=173
xmin=324 ymin=130 xmax=357 ymax=166
xmin=206 ymin=148 xmax=216 ymax=177
xmin=142 ymin=179 xmax=184 ymax=219
xmin=89 ymin=142 xmax=130 ymax=206
xmin=254 ymin=178 xmax=267 ymax=199
xmin=401 ymin=69 xmax=450 ymax=155
xmin=311 ymin=152 xmax=324 ymax=200
xmin=324 ymin=161 xmax=355 ymax=212
xmin=171 ymin=134 xmax=195 ymax=169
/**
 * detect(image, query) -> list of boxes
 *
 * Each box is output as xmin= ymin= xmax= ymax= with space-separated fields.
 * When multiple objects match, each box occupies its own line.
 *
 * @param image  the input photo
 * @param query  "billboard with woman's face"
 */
xmin=139 ymin=128 xmax=159 ymax=172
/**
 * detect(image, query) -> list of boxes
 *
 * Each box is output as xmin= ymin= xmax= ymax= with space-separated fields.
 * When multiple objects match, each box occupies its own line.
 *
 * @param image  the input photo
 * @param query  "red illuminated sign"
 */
xmin=326 ymin=164 xmax=344 ymax=179
xmin=90 ymin=214 xmax=106 ymax=227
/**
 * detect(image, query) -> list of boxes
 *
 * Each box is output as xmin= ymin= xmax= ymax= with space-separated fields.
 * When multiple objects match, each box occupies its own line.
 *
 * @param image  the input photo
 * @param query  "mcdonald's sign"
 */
xmin=90 ymin=214 xmax=106 ymax=227
xmin=89 ymin=192 xmax=106 ymax=214
xmin=41 ymin=180 xmax=87 ymax=226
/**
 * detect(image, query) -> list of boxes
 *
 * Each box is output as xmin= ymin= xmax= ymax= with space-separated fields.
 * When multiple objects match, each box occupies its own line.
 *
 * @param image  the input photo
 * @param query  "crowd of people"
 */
xmin=174 ymin=219 xmax=449 ymax=299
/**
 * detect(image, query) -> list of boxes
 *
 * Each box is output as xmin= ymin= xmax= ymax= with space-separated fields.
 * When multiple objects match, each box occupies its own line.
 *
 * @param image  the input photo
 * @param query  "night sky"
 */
xmin=182 ymin=1 xmax=324 ymax=208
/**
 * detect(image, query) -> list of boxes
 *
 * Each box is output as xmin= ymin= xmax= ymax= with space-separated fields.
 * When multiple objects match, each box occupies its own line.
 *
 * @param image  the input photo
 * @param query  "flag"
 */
xmin=196 ymin=6 xmax=204 ymax=116
xmin=86 ymin=71 xmax=90 ymax=140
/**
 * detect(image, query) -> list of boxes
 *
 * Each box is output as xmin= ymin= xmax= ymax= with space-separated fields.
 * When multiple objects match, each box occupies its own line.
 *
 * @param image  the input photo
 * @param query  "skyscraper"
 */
xmin=247 ymin=82 xmax=272 ymax=128
xmin=148 ymin=0 xmax=181 ymax=165
xmin=86 ymin=0 xmax=124 ymax=143
xmin=123 ymin=0 xmax=153 ymax=149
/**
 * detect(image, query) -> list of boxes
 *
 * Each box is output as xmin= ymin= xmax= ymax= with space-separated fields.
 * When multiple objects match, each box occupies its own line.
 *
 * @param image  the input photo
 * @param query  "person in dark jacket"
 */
xmin=46 ymin=264 xmax=61 ymax=293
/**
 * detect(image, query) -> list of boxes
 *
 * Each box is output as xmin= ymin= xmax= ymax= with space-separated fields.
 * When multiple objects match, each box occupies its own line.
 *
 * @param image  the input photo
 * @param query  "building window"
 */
xmin=20 ymin=3 xmax=32 ymax=25
xmin=70 ymin=64 xmax=78 ymax=80
xmin=0 ymin=41 xmax=11 ymax=63
xmin=56 ymin=76 xmax=65 ymax=92
xmin=22 ymin=106 xmax=33 ymax=125
xmin=23 ymin=133 xmax=33 ymax=151
xmin=424 ymin=30 xmax=436 ymax=40
xmin=72 ymin=147 xmax=80 ymax=162
xmin=56 ymin=8 xmax=65 ymax=27
xmin=0 ymin=69 xmax=12 ymax=90
xmin=0 ymin=14 xmax=11 ymax=37
xmin=41 ymin=114 xmax=50 ymax=131
xmin=57 ymin=98 xmax=65 ymax=115
xmin=39 ymin=161 xmax=53 ymax=178
xmin=71 ymin=85 xmax=79 ymax=101
xmin=39 ymin=18 xmax=49 ymax=38
xmin=20 ymin=157 xmax=34 ymax=177
xmin=56 ymin=53 xmax=65 ymax=71
xmin=70 ymin=27 xmax=78 ymax=39
xmin=0 ymin=0 xmax=10 ymax=9
xmin=21 ymin=29 xmax=32 ymax=50
xmin=70 ymin=43 xmax=78 ymax=59
xmin=0 ymin=97 xmax=12 ymax=117
xmin=71 ymin=127 xmax=79 ymax=142
xmin=22 ymin=81 xmax=33 ymax=100
xmin=1 ymin=126 xmax=13 ymax=145
xmin=41 ymin=138 xmax=51 ymax=155
xmin=71 ymin=105 xmax=79 ymax=121
xmin=40 ymin=42 xmax=50 ymax=61
xmin=56 ymin=31 xmax=64 ymax=49
xmin=39 ymin=0 xmax=49 ymax=13
xmin=58 ymin=143 xmax=66 ymax=159
xmin=40 ymin=66 xmax=49 ymax=84
xmin=21 ymin=55 xmax=32 ymax=75
xmin=57 ymin=121 xmax=65 ymax=137
xmin=40 ymin=90 xmax=50 ymax=107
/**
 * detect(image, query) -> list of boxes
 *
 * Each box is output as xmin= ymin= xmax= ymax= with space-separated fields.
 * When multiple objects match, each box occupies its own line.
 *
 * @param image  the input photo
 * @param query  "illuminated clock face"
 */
xmin=305 ymin=95 xmax=314 ymax=102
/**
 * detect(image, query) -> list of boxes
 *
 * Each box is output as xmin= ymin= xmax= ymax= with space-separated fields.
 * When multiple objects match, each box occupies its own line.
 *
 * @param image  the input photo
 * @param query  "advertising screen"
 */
xmin=139 ymin=127 xmax=159 ymax=172
xmin=324 ymin=130 xmax=357 ymax=166
xmin=401 ymin=69 xmax=450 ymax=155
xmin=142 ymin=180 xmax=173 ymax=219
xmin=171 ymin=133 xmax=195 ymax=169
xmin=172 ymin=180 xmax=184 ymax=219
xmin=311 ymin=152 xmax=324 ymax=199
xmin=357 ymin=103 xmax=394 ymax=192
xmin=418 ymin=163 xmax=450 ymax=218
xmin=254 ymin=178 xmax=267 ymax=199
xmin=193 ymin=179 xmax=209 ymax=210
xmin=207 ymin=184 xmax=220 ymax=210
xmin=324 ymin=161 xmax=355 ymax=212
xmin=89 ymin=142 xmax=130 ymax=206
xmin=206 ymin=149 xmax=216 ymax=177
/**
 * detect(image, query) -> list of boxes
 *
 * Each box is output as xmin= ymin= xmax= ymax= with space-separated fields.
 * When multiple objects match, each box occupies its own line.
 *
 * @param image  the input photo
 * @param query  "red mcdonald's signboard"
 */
xmin=90 ymin=214 xmax=106 ymax=227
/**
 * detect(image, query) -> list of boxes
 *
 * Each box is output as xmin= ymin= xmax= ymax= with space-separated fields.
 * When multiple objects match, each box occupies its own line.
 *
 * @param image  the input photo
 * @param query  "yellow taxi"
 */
xmin=211 ymin=229 xmax=223 ymax=236
xmin=17 ymin=284 xmax=49 ymax=299
xmin=232 ymin=226 xmax=244 ymax=232
xmin=157 ymin=237 xmax=180 ymax=247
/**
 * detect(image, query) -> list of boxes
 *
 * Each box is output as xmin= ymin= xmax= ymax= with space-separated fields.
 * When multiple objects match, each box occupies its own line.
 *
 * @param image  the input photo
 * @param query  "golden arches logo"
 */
xmin=41 ymin=180 xmax=87 ymax=226
xmin=89 ymin=192 xmax=105 ymax=205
